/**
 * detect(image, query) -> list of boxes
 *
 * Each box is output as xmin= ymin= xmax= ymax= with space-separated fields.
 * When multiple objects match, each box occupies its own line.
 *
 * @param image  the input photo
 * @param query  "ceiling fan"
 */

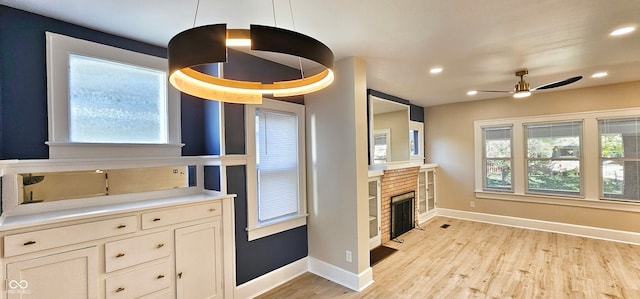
xmin=477 ymin=69 xmax=583 ymax=98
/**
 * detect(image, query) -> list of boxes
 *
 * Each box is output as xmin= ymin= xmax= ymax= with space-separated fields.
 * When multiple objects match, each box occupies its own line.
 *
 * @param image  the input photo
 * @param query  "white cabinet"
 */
xmin=417 ymin=167 xmax=437 ymax=224
xmin=0 ymin=195 xmax=234 ymax=299
xmin=175 ymin=221 xmax=223 ymax=299
xmin=368 ymin=176 xmax=381 ymax=249
xmin=5 ymin=247 xmax=98 ymax=299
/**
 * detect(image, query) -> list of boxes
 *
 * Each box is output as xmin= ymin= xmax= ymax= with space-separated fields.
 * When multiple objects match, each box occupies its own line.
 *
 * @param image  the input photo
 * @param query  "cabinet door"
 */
xmin=6 ymin=246 xmax=98 ymax=299
xmin=368 ymin=178 xmax=381 ymax=249
xmin=175 ymin=221 xmax=222 ymax=299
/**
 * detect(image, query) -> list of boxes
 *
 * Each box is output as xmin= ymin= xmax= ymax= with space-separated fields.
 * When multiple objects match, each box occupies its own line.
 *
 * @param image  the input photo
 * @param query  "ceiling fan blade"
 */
xmin=476 ymin=90 xmax=513 ymax=93
xmin=532 ymin=76 xmax=583 ymax=91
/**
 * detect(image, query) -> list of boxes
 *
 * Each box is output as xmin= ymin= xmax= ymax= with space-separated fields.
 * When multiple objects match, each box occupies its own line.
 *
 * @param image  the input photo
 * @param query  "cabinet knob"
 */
xmin=177 ymin=272 xmax=183 ymax=279
xmin=116 ymin=224 xmax=127 ymax=229
xmin=152 ymin=218 xmax=161 ymax=222
xmin=157 ymin=243 xmax=165 ymax=249
xmin=23 ymin=241 xmax=37 ymax=246
xmin=157 ymin=274 xmax=165 ymax=279
xmin=115 ymin=287 xmax=125 ymax=293
xmin=116 ymin=253 xmax=125 ymax=258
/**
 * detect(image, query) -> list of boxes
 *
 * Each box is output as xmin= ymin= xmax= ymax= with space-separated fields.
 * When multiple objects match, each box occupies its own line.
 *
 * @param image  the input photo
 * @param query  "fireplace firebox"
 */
xmin=390 ymin=191 xmax=415 ymax=240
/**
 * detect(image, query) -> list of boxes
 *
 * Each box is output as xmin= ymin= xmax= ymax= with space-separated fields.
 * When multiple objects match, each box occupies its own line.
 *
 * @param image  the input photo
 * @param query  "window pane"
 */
xmin=484 ymin=127 xmax=511 ymax=158
xmin=527 ymin=122 xmax=581 ymax=158
xmin=410 ymin=129 xmax=419 ymax=156
xmin=256 ymin=109 xmax=299 ymax=223
xmin=599 ymin=118 xmax=640 ymax=159
xmin=485 ymin=159 xmax=511 ymax=189
xmin=69 ymin=54 xmax=167 ymax=143
xmin=373 ymin=133 xmax=389 ymax=164
xmin=528 ymin=160 xmax=580 ymax=194
xmin=526 ymin=122 xmax=582 ymax=195
xmin=483 ymin=126 xmax=512 ymax=191
xmin=600 ymin=118 xmax=640 ymax=201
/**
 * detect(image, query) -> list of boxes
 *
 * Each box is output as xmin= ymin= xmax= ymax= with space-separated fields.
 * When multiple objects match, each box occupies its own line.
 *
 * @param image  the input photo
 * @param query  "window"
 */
xmin=410 ymin=121 xmax=425 ymax=163
xmin=246 ymin=99 xmax=306 ymax=241
xmin=46 ymin=32 xmax=181 ymax=158
xmin=68 ymin=54 xmax=168 ymax=143
xmin=599 ymin=118 xmax=640 ymax=201
xmin=373 ymin=129 xmax=391 ymax=164
xmin=482 ymin=126 xmax=513 ymax=191
xmin=525 ymin=121 xmax=582 ymax=195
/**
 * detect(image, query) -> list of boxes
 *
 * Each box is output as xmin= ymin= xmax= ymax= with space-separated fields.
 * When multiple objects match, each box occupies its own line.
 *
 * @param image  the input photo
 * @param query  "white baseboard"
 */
xmin=235 ymin=257 xmax=308 ymax=299
xmin=437 ymin=208 xmax=640 ymax=245
xmin=308 ymin=257 xmax=373 ymax=292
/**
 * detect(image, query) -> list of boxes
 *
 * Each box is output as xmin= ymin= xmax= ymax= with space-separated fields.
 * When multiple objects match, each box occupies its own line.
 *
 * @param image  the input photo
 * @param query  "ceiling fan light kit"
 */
xmin=476 ymin=69 xmax=583 ymax=99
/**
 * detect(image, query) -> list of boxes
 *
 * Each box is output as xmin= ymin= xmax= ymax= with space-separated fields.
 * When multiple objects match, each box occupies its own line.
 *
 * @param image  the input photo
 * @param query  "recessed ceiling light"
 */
xmin=430 ymin=67 xmax=443 ymax=74
xmin=610 ymin=26 xmax=636 ymax=36
xmin=467 ymin=90 xmax=477 ymax=96
xmin=592 ymin=72 xmax=608 ymax=78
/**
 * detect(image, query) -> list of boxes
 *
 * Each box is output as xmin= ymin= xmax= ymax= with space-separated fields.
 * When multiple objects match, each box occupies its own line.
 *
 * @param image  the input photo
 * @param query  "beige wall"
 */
xmin=306 ymin=57 xmax=370 ymax=275
xmin=425 ymin=80 xmax=640 ymax=232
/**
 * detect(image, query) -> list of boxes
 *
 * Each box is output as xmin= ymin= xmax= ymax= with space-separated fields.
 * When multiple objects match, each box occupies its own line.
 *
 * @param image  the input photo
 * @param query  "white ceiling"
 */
xmin=2 ymin=0 xmax=639 ymax=107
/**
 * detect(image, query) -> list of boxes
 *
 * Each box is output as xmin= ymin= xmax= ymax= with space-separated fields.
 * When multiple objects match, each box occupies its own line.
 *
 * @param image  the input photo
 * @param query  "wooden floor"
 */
xmin=257 ymin=217 xmax=640 ymax=298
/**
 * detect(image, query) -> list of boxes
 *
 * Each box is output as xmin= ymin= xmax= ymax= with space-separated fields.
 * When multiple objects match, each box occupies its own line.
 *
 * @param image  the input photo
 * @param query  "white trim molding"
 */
xmin=235 ymin=258 xmax=308 ymax=299
xmin=308 ymin=257 xmax=374 ymax=292
xmin=437 ymin=208 xmax=640 ymax=245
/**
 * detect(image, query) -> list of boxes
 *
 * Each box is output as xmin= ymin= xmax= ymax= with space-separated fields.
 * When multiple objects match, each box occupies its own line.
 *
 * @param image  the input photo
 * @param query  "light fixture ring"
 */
xmin=168 ymin=23 xmax=334 ymax=104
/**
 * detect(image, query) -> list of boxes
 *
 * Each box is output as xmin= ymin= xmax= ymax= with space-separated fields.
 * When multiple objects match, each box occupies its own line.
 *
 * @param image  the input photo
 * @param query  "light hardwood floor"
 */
xmin=257 ymin=217 xmax=640 ymax=298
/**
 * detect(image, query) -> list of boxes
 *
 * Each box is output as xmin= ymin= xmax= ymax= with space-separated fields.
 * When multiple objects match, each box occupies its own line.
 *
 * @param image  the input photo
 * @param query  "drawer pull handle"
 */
xmin=116 ymin=287 xmax=125 ymax=293
xmin=152 ymin=218 xmax=161 ymax=222
xmin=157 ymin=274 xmax=165 ymax=279
xmin=157 ymin=243 xmax=165 ymax=249
xmin=209 ymin=208 xmax=216 ymax=212
xmin=116 ymin=253 xmax=125 ymax=258
xmin=117 ymin=224 xmax=127 ymax=229
xmin=23 ymin=241 xmax=37 ymax=246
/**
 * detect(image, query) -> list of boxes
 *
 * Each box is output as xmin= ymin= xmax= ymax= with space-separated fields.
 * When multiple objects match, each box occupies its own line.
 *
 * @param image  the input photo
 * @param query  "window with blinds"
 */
xmin=599 ymin=117 xmax=640 ymax=201
xmin=525 ymin=121 xmax=582 ymax=195
xmin=255 ymin=109 xmax=300 ymax=224
xmin=482 ymin=126 xmax=513 ymax=191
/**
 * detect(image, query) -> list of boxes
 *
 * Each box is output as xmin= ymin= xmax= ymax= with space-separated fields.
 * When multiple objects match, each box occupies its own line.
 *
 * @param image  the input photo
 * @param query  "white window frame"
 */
xmin=598 ymin=117 xmax=640 ymax=202
xmin=245 ymin=98 xmax=307 ymax=241
xmin=474 ymin=107 xmax=640 ymax=213
xmin=410 ymin=121 xmax=425 ymax=163
xmin=45 ymin=32 xmax=182 ymax=159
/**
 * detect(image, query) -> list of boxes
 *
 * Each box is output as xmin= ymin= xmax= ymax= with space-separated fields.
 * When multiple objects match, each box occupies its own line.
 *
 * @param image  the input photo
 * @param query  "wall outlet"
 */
xmin=346 ymin=250 xmax=352 ymax=263
xmin=470 ymin=201 xmax=475 ymax=208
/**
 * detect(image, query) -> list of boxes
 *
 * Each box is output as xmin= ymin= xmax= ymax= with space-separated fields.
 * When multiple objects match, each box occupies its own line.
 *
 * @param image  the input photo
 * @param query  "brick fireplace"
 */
xmin=380 ymin=166 xmax=420 ymax=243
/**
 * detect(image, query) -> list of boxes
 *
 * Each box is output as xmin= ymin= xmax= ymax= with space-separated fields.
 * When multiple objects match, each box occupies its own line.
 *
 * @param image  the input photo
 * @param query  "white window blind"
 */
xmin=482 ymin=126 xmax=513 ymax=191
xmin=256 ymin=109 xmax=299 ymax=223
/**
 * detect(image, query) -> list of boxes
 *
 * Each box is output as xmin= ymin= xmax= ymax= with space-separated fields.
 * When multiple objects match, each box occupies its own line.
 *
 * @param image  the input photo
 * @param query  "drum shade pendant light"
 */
xmin=168 ymin=3 xmax=334 ymax=104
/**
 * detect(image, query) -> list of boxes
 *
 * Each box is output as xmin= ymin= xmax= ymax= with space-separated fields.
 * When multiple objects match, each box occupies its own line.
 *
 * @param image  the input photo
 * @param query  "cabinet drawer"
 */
xmin=4 ymin=216 xmax=137 ymax=257
xmin=142 ymin=201 xmax=221 ymax=229
xmin=105 ymin=231 xmax=170 ymax=273
xmin=106 ymin=261 xmax=170 ymax=299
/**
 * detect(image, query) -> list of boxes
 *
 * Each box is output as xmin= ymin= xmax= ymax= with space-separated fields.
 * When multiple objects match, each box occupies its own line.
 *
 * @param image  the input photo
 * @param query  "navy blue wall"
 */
xmin=227 ymin=165 xmax=307 ymax=285
xmin=0 ymin=6 xmax=167 ymax=159
xmin=0 ymin=5 xmax=308 ymax=285
xmin=222 ymin=49 xmax=308 ymax=285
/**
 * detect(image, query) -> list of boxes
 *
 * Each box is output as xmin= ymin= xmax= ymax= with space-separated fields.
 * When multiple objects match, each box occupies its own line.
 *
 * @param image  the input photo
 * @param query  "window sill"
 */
xmin=246 ymin=214 xmax=307 ymax=241
xmin=46 ymin=142 xmax=185 ymax=159
xmin=475 ymin=190 xmax=640 ymax=213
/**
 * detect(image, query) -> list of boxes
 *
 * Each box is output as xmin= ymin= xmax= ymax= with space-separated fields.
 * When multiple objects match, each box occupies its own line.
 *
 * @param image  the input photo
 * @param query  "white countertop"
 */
xmin=0 ymin=191 xmax=235 ymax=231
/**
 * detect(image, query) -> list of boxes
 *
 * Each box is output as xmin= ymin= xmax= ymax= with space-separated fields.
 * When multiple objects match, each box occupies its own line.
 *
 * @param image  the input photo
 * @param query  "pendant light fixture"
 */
xmin=168 ymin=1 xmax=334 ymax=104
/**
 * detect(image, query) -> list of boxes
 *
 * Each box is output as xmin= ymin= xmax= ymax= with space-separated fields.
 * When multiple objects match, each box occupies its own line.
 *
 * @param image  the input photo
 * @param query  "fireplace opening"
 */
xmin=390 ymin=191 xmax=415 ymax=240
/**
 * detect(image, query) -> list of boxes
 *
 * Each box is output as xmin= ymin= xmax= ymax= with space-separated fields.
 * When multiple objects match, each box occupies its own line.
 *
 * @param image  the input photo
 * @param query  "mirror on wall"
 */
xmin=369 ymin=93 xmax=410 ymax=164
xmin=19 ymin=165 xmax=194 ymax=204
